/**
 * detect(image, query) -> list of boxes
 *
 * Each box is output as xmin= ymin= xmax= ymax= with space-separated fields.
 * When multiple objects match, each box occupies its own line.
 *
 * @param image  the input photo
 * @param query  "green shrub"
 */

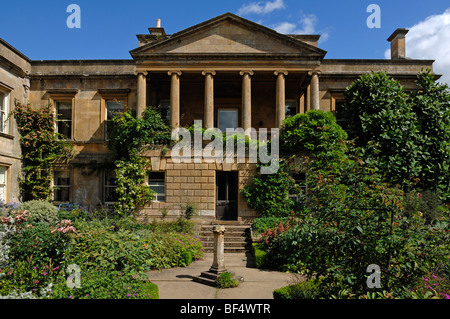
xmin=181 ymin=251 xmax=193 ymax=266
xmin=251 ymin=243 xmax=268 ymax=269
xmin=8 ymin=222 xmax=69 ymax=266
xmin=404 ymin=190 xmax=445 ymax=224
xmin=19 ymin=200 xmax=59 ymax=225
xmin=252 ymin=217 xmax=291 ymax=235
xmin=279 ymin=110 xmax=347 ymax=162
xmin=216 ymin=272 xmax=240 ymax=289
xmin=64 ymin=220 xmax=151 ymax=272
xmin=66 ymin=219 xmax=204 ymax=271
xmin=57 ymin=208 xmax=90 ymax=222
xmin=273 ymin=278 xmax=325 ymax=299
xmin=0 ymin=259 xmax=61 ymax=298
xmin=50 ymin=267 xmax=158 ymax=299
xmin=241 ymin=160 xmax=302 ymax=217
xmin=142 ymin=231 xmax=204 ymax=269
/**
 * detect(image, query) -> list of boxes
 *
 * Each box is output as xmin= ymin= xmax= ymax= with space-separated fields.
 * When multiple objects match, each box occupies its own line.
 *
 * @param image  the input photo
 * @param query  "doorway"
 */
xmin=216 ymin=171 xmax=238 ymax=220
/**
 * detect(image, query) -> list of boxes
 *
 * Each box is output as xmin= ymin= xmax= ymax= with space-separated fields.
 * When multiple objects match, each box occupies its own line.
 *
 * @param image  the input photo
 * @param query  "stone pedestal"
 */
xmin=194 ymin=225 xmax=228 ymax=286
xmin=209 ymin=225 xmax=227 ymax=274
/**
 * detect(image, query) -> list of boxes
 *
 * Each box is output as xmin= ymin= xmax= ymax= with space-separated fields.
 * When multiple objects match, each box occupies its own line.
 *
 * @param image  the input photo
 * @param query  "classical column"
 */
xmin=136 ymin=71 xmax=148 ymax=118
xmin=275 ymin=71 xmax=288 ymax=128
xmin=168 ymin=71 xmax=182 ymax=130
xmin=202 ymin=71 xmax=216 ymax=129
xmin=240 ymin=71 xmax=253 ymax=132
xmin=309 ymin=71 xmax=320 ymax=110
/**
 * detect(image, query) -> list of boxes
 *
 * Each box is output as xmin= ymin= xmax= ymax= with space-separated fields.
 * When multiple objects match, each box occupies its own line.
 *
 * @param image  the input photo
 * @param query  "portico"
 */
xmin=131 ymin=13 xmax=326 ymax=132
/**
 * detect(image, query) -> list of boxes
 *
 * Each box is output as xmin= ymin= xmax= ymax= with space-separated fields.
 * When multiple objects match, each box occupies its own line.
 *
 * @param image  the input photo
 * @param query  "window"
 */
xmin=104 ymin=170 xmax=119 ymax=204
xmin=56 ymin=101 xmax=72 ymax=139
xmin=0 ymin=166 xmax=7 ymax=203
xmin=285 ymin=100 xmax=298 ymax=118
xmin=218 ymin=109 xmax=238 ymax=132
xmin=158 ymin=100 xmax=170 ymax=125
xmin=148 ymin=172 xmax=165 ymax=202
xmin=0 ymin=90 xmax=10 ymax=134
xmin=105 ymin=100 xmax=125 ymax=140
xmin=53 ymin=171 xmax=70 ymax=202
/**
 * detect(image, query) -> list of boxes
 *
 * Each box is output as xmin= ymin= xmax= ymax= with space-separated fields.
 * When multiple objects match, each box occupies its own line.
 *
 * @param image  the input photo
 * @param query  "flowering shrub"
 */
xmin=51 ymin=219 xmax=77 ymax=234
xmin=0 ymin=259 xmax=61 ymax=298
xmin=260 ymin=218 xmax=293 ymax=247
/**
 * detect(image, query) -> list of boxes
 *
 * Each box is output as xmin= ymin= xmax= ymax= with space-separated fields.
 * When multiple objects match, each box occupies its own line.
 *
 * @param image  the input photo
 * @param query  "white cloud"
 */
xmin=385 ymin=8 xmax=450 ymax=85
xmin=272 ymin=21 xmax=297 ymax=34
xmin=237 ymin=0 xmax=286 ymax=15
xmin=272 ymin=13 xmax=329 ymax=42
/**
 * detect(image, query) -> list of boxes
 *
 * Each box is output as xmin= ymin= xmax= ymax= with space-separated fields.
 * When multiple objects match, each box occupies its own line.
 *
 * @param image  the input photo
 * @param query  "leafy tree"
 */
xmin=279 ymin=110 xmax=348 ymax=166
xmin=242 ymin=110 xmax=348 ymax=217
xmin=411 ymin=70 xmax=450 ymax=201
xmin=339 ymin=72 xmax=421 ymax=189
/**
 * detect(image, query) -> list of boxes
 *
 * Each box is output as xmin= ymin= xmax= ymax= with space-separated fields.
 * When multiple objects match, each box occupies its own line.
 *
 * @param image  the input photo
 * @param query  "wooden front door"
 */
xmin=216 ymin=171 xmax=238 ymax=220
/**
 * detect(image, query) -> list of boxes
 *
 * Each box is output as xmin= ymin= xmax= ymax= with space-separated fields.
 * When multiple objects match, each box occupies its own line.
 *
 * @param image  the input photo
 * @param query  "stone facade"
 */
xmin=0 ymin=38 xmax=30 ymax=204
xmin=0 ymin=13 xmax=438 ymax=222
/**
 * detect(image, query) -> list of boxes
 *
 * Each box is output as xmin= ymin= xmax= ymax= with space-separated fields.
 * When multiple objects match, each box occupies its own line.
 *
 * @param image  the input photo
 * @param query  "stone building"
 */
xmin=0 ymin=13 xmax=437 ymax=222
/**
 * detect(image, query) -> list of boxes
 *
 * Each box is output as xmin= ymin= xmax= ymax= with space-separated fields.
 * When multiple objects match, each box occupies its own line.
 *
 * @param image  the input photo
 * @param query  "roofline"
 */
xmin=130 ymin=12 xmax=327 ymax=57
xmin=323 ymin=58 xmax=435 ymax=65
xmin=0 ymin=37 xmax=31 ymax=62
xmin=31 ymin=59 xmax=135 ymax=65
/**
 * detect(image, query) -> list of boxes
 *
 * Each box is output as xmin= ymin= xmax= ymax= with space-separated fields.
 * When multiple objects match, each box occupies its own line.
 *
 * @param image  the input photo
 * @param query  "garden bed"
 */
xmin=0 ymin=201 xmax=205 ymax=299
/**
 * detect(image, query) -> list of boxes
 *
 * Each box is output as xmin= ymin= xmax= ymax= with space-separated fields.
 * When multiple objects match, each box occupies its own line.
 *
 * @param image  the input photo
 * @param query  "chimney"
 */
xmin=387 ymin=28 xmax=409 ymax=60
xmin=148 ymin=18 xmax=166 ymax=36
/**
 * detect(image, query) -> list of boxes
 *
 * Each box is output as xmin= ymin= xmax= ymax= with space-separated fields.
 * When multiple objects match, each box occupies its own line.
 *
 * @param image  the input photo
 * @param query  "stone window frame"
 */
xmin=329 ymin=91 xmax=346 ymax=124
xmin=217 ymin=108 xmax=239 ymax=132
xmin=98 ymin=89 xmax=130 ymax=141
xmin=48 ymin=90 xmax=78 ymax=141
xmin=52 ymin=168 xmax=72 ymax=204
xmin=157 ymin=99 xmax=170 ymax=125
xmin=103 ymin=169 xmax=118 ymax=205
xmin=147 ymin=171 xmax=166 ymax=202
xmin=285 ymin=99 xmax=299 ymax=119
xmin=0 ymin=82 xmax=12 ymax=136
xmin=0 ymin=165 xmax=8 ymax=203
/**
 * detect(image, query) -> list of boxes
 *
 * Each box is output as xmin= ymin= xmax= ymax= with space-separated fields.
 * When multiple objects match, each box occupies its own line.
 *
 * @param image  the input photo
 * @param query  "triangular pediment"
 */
xmin=130 ymin=13 xmax=326 ymax=58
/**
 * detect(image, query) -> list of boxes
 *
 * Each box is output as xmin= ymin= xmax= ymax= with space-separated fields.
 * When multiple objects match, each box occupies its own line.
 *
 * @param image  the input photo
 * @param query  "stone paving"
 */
xmin=145 ymin=252 xmax=302 ymax=299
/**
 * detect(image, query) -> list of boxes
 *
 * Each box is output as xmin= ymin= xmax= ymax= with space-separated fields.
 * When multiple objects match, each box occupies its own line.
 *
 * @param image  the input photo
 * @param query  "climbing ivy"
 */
xmin=107 ymin=107 xmax=171 ymax=215
xmin=12 ymin=102 xmax=74 ymax=201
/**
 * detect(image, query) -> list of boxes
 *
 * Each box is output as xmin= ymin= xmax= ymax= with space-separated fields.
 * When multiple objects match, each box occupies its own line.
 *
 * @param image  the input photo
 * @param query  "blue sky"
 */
xmin=1 ymin=1 xmax=449 ymax=82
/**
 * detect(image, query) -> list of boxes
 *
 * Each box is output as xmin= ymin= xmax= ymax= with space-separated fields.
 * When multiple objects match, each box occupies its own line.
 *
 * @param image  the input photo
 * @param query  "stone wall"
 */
xmin=0 ymin=38 xmax=31 ymax=203
xmin=137 ymin=149 xmax=258 ymax=223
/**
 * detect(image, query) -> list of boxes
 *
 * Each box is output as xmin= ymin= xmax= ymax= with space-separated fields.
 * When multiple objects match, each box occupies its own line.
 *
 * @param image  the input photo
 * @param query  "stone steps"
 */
xmin=197 ymin=223 xmax=252 ymax=253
